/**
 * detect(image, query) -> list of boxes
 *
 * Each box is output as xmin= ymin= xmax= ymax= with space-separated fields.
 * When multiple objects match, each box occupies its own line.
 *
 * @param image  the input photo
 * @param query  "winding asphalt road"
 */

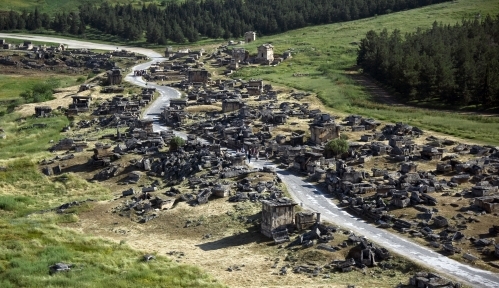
xmin=3 ymin=33 xmax=498 ymax=287
xmin=0 ymin=33 xmax=181 ymax=130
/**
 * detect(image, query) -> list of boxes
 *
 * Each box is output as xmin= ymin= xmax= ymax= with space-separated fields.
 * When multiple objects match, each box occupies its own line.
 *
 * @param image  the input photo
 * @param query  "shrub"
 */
xmin=169 ymin=136 xmax=185 ymax=151
xmin=19 ymin=78 xmax=60 ymax=104
xmin=325 ymin=138 xmax=349 ymax=156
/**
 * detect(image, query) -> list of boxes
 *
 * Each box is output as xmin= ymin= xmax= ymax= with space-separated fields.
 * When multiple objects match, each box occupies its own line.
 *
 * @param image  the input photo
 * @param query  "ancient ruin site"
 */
xmin=1 ymin=2 xmax=499 ymax=287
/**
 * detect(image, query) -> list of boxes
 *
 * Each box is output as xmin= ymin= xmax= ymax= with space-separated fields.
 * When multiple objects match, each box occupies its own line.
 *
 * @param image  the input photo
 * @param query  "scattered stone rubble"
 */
xmin=259 ymin=198 xmax=394 ymax=277
xmin=110 ymin=152 xmax=283 ymax=223
xmin=408 ymin=272 xmax=462 ymax=288
xmin=49 ymin=263 xmax=73 ymax=275
xmin=40 ymin=42 xmax=499 ymax=275
xmin=0 ymin=41 xmax=144 ymax=73
xmin=1 ymin=42 xmax=142 ymax=74
xmin=30 ymin=199 xmax=95 ymax=216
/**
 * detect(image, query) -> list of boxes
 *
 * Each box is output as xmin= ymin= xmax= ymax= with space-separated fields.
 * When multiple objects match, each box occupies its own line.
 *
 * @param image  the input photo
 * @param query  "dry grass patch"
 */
xmin=66 ymin=195 xmax=417 ymax=288
xmin=186 ymin=105 xmax=222 ymax=113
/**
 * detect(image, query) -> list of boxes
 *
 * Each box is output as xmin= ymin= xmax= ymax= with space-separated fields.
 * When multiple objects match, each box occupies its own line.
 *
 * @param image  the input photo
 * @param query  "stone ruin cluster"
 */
xmin=35 ymin=41 xmax=499 ymax=281
xmin=155 ymin=72 xmax=499 ymax=263
xmin=43 ymin=120 xmax=287 ymax=224
xmin=322 ymin=132 xmax=499 ymax=260
xmin=45 ymin=103 xmax=289 ymax=223
xmin=0 ymin=40 xmax=141 ymax=73
xmin=108 ymin=142 xmax=284 ymax=223
xmin=289 ymin=224 xmax=392 ymax=274
xmin=407 ymin=272 xmax=462 ymax=288
xmin=209 ymin=43 xmax=290 ymax=74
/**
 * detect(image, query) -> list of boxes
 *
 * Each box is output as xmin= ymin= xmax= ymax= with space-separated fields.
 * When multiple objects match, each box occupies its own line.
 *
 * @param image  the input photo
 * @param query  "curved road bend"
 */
xmin=3 ymin=33 xmax=498 ymax=287
xmin=0 ymin=33 xmax=182 ymax=132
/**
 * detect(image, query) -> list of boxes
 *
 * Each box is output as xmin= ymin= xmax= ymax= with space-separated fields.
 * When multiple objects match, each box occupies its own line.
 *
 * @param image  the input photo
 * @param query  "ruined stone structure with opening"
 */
xmin=245 ymin=31 xmax=256 ymax=43
xmin=35 ymin=106 xmax=52 ymax=117
xmin=23 ymin=41 xmax=33 ymax=50
xmin=309 ymin=123 xmax=341 ymax=145
xmin=256 ymin=44 xmax=274 ymax=64
xmin=107 ymin=68 xmax=122 ymax=85
xmin=69 ymin=96 xmax=92 ymax=113
xmin=232 ymin=48 xmax=247 ymax=63
xmin=261 ymin=198 xmax=296 ymax=238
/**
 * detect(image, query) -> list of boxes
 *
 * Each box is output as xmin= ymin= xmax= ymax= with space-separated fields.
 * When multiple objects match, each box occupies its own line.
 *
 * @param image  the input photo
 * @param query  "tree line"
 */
xmin=0 ymin=9 xmax=85 ymax=34
xmin=357 ymin=15 xmax=499 ymax=107
xmin=0 ymin=0 xmax=450 ymax=44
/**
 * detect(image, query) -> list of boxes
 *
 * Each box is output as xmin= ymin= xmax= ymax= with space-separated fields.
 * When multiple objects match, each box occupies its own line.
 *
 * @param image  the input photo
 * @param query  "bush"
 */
xmin=6 ymin=99 xmax=23 ymax=113
xmin=169 ymin=136 xmax=185 ymax=151
xmin=19 ymin=78 xmax=60 ymax=104
xmin=325 ymin=138 xmax=349 ymax=156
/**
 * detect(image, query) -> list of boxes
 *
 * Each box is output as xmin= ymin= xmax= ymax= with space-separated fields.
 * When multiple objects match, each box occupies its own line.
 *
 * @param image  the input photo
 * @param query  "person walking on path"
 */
xmin=248 ymin=152 xmax=252 ymax=163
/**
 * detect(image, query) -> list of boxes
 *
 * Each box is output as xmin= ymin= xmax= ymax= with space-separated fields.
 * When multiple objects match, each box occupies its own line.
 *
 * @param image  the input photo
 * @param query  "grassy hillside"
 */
xmin=233 ymin=0 xmax=499 ymax=144
xmin=0 ymin=75 xmax=81 ymax=100
xmin=0 ymin=126 xmax=224 ymax=288
xmin=0 ymin=0 xmax=180 ymax=13
xmin=0 ymin=213 xmax=223 ymax=288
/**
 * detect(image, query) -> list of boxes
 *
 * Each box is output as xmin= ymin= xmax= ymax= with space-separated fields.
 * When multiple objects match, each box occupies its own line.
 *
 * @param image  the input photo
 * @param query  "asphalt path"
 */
xmin=248 ymin=160 xmax=499 ymax=288
xmin=3 ymin=33 xmax=499 ymax=287
xmin=0 ymin=33 xmax=182 ymax=132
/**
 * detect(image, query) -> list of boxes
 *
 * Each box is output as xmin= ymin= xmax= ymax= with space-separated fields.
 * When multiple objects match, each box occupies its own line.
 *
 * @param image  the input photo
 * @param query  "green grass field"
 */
xmin=0 ymin=113 xmax=69 ymax=159
xmin=0 ymin=75 xmax=81 ymax=101
xmin=0 ymin=123 xmax=224 ymax=287
xmin=0 ymin=216 xmax=222 ymax=288
xmin=233 ymin=0 xmax=499 ymax=145
xmin=2 ymin=37 xmax=59 ymax=47
xmin=0 ymin=0 xmax=180 ymax=13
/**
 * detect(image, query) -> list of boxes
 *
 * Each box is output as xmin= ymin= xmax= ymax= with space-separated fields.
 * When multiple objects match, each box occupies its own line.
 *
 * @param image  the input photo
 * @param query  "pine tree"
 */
xmin=146 ymin=24 xmax=161 ymax=43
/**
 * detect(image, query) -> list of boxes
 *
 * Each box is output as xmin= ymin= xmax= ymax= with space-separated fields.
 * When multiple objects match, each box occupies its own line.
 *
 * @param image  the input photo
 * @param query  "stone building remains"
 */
xmin=256 ymin=44 xmax=274 ymax=64
xmin=245 ymin=31 xmax=256 ymax=43
xmin=222 ymin=99 xmax=244 ymax=113
xmin=187 ymin=69 xmax=209 ymax=84
xmin=232 ymin=48 xmax=247 ymax=63
xmin=35 ymin=106 xmax=52 ymax=117
xmin=107 ymin=68 xmax=122 ymax=85
xmin=261 ymin=198 xmax=297 ymax=238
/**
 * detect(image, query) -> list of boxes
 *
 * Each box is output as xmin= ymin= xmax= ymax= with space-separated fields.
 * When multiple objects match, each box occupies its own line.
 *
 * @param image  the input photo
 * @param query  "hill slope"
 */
xmin=0 ymin=0 xmax=176 ymax=13
xmin=233 ymin=0 xmax=499 ymax=144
